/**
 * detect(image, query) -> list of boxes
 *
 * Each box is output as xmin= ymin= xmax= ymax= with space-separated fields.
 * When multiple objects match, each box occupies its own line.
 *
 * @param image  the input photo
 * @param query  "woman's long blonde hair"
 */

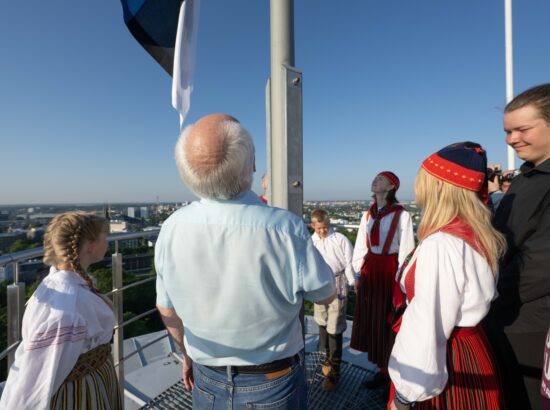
xmin=415 ymin=168 xmax=506 ymax=273
xmin=43 ymin=212 xmax=109 ymax=287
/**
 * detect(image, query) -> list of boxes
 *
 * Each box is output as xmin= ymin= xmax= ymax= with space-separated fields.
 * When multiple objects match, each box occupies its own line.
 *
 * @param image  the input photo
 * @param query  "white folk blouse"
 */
xmin=0 ymin=267 xmax=115 ymax=410
xmin=312 ymin=228 xmax=355 ymax=296
xmin=352 ymin=208 xmax=415 ymax=273
xmin=388 ymin=232 xmax=498 ymax=402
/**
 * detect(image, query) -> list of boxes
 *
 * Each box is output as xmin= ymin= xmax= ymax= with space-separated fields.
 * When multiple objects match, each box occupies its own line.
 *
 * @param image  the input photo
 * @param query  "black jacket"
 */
xmin=491 ymin=157 xmax=550 ymax=333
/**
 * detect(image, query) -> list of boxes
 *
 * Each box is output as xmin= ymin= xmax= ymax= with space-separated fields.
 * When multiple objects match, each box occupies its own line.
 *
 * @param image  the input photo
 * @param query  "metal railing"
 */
xmin=1 ymin=223 xmax=363 ymax=407
xmin=0 ymin=229 xmax=161 ymax=382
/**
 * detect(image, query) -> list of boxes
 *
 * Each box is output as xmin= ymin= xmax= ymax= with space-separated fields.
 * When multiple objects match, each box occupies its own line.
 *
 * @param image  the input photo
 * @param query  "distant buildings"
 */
xmin=127 ymin=206 xmax=150 ymax=220
xmin=0 ymin=231 xmax=27 ymax=253
xmin=110 ymin=220 xmax=128 ymax=233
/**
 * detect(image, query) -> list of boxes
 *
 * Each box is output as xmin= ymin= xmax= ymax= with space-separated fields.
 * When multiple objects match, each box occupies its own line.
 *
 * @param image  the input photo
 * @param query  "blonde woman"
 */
xmin=388 ymin=142 xmax=506 ymax=409
xmin=0 ymin=212 xmax=121 ymax=410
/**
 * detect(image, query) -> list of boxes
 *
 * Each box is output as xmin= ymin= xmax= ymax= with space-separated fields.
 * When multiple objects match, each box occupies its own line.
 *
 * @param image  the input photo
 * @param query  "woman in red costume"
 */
xmin=351 ymin=171 xmax=415 ymax=388
xmin=388 ymin=142 xmax=506 ymax=409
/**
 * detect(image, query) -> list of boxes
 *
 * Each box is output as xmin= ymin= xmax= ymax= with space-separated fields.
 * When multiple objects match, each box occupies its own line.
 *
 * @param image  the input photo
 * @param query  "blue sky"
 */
xmin=1 ymin=0 xmax=550 ymax=204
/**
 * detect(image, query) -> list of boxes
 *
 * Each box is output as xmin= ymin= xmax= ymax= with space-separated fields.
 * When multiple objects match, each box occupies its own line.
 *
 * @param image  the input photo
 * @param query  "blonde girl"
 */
xmin=0 ymin=212 xmax=122 ymax=410
xmin=388 ymin=142 xmax=506 ymax=410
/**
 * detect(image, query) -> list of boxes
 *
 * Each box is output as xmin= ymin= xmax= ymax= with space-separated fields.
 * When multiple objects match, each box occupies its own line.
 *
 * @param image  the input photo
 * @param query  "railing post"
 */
xmin=112 ymin=252 xmax=124 ymax=389
xmin=7 ymin=262 xmax=25 ymax=369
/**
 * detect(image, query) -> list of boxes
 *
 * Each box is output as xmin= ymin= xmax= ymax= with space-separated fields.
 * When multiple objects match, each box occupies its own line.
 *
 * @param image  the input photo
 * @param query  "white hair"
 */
xmin=175 ymin=120 xmax=255 ymax=199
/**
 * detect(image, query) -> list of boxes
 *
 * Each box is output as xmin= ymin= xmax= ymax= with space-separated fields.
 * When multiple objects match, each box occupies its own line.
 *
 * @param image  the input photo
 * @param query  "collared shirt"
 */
xmin=352 ymin=207 xmax=415 ymax=273
xmin=312 ymin=228 xmax=355 ymax=297
xmin=0 ymin=267 xmax=115 ymax=410
xmin=492 ymin=158 xmax=550 ymax=333
xmin=155 ymin=190 xmax=335 ymax=366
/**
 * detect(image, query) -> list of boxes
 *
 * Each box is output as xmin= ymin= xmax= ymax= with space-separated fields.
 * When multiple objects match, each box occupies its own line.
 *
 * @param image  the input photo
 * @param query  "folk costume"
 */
xmin=388 ymin=142 xmax=504 ymax=409
xmin=312 ymin=227 xmax=355 ymax=389
xmin=0 ymin=267 xmax=121 ymax=410
xmin=350 ymin=172 xmax=415 ymax=373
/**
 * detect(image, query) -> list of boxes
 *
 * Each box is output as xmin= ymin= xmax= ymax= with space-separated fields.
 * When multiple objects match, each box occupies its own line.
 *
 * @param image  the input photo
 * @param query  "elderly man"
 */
xmin=155 ymin=114 xmax=336 ymax=409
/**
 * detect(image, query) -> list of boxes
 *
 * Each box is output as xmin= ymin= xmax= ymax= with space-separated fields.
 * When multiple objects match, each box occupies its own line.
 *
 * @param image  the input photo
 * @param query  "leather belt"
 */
xmin=207 ymin=354 xmax=300 ymax=375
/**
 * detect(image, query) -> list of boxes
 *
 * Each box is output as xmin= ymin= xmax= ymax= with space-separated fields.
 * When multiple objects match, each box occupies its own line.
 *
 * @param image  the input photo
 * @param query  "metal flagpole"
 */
xmin=268 ymin=0 xmax=305 ymax=339
xmin=268 ymin=0 xmax=303 ymax=217
xmin=505 ymin=0 xmax=515 ymax=170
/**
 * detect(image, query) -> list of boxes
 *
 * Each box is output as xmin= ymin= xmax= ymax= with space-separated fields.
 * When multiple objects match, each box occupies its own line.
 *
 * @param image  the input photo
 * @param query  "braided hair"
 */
xmin=43 ymin=212 xmax=109 ymax=288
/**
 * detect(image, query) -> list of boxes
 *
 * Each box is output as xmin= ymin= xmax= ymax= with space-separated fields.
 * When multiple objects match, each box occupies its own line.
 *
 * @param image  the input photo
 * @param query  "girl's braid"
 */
xmin=67 ymin=224 xmax=93 ymax=288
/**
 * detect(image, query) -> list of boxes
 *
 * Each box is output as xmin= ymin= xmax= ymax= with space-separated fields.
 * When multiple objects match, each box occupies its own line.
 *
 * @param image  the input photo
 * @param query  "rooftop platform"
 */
xmin=124 ymin=317 xmax=386 ymax=409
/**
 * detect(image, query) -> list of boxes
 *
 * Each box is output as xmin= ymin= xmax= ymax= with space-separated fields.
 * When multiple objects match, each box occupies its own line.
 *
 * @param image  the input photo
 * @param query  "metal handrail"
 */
xmin=0 ymin=230 xmax=160 ymax=267
xmin=1 ymin=223 xmax=363 ymax=390
xmin=0 ymin=225 xmax=361 ymax=267
xmin=0 ymin=229 xmax=161 ymax=373
xmin=105 ymin=275 xmax=156 ymax=297
xmin=0 ymin=342 xmax=20 ymax=361
xmin=114 ymin=308 xmax=158 ymax=331
xmin=114 ymin=332 xmax=170 ymax=368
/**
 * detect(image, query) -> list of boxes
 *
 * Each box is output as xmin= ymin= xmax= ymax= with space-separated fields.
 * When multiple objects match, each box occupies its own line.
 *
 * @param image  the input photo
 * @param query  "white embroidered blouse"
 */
xmin=352 ymin=208 xmax=415 ymax=273
xmin=388 ymin=232 xmax=498 ymax=402
xmin=0 ymin=267 xmax=115 ymax=410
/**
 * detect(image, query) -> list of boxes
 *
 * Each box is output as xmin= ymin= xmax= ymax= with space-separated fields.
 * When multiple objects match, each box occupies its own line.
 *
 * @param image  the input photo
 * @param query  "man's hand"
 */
xmin=487 ymin=164 xmax=502 ymax=194
xmin=390 ymin=399 xmax=410 ymax=410
xmin=354 ymin=279 xmax=360 ymax=294
xmin=182 ymin=353 xmax=194 ymax=391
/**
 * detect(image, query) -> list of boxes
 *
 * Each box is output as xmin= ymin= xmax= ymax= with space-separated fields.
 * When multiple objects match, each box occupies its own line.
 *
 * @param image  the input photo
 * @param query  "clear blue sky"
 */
xmin=1 ymin=1 xmax=549 ymax=204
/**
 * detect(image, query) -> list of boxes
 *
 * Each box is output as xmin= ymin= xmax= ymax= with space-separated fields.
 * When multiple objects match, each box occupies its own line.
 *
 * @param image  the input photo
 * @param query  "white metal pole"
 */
xmin=505 ymin=0 xmax=515 ymax=170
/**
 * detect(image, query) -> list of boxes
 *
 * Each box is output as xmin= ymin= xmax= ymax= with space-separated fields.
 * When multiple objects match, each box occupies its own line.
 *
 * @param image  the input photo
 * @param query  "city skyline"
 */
xmin=2 ymin=1 xmax=550 ymax=204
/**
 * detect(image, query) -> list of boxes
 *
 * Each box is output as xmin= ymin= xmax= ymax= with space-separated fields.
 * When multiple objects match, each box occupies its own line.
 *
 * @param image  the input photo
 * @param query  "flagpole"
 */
xmin=505 ymin=0 xmax=515 ymax=170
xmin=269 ymin=0 xmax=294 ymax=211
xmin=269 ymin=0 xmax=303 ymax=218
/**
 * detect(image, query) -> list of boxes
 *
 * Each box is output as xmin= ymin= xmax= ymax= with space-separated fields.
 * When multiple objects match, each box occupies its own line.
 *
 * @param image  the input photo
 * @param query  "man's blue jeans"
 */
xmin=191 ymin=352 xmax=307 ymax=409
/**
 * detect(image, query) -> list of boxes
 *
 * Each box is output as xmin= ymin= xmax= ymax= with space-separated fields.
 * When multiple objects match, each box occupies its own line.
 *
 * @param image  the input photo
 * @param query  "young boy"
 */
xmin=310 ymin=209 xmax=356 ymax=392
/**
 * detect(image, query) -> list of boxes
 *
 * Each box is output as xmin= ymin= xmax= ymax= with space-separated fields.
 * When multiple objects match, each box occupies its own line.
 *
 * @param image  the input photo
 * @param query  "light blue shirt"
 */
xmin=155 ymin=191 xmax=335 ymax=366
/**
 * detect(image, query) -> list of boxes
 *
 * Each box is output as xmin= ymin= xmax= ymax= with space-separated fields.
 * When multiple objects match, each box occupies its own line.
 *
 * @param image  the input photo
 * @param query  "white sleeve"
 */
xmin=352 ymin=213 xmax=368 ymax=273
xmin=388 ymin=234 xmax=464 ymax=403
xmin=397 ymin=211 xmax=415 ymax=265
xmin=0 ymin=313 xmax=86 ymax=410
xmin=341 ymin=235 xmax=356 ymax=286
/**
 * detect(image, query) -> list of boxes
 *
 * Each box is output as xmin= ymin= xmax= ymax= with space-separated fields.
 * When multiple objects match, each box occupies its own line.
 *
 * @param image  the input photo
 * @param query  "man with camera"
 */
xmin=484 ymin=83 xmax=550 ymax=410
xmin=487 ymin=166 xmax=519 ymax=210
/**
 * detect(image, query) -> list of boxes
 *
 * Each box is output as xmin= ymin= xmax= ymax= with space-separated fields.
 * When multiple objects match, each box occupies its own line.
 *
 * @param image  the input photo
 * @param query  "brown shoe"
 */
xmin=322 ymin=371 xmax=339 ymax=392
xmin=321 ymin=362 xmax=331 ymax=377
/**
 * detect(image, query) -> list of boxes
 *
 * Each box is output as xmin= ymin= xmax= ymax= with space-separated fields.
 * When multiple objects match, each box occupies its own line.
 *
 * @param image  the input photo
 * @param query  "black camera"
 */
xmin=487 ymin=168 xmax=520 ymax=185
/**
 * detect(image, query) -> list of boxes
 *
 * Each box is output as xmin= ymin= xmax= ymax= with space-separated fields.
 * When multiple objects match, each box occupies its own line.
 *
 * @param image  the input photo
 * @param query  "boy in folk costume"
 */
xmin=350 ymin=172 xmax=415 ymax=388
xmin=310 ymin=210 xmax=355 ymax=392
xmin=388 ymin=142 xmax=506 ymax=409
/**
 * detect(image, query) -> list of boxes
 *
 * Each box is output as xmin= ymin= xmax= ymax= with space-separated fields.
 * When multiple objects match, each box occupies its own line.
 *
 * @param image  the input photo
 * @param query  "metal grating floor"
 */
xmin=140 ymin=352 xmax=386 ymax=409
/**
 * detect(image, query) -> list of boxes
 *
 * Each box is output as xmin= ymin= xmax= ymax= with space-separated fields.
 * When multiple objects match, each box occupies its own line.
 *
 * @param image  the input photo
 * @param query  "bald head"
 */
xmin=185 ymin=114 xmax=238 ymax=173
xmin=175 ymin=114 xmax=255 ymax=199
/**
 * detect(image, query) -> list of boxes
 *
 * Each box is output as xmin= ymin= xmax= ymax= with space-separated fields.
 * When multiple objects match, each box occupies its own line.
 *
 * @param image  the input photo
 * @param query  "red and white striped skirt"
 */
xmin=389 ymin=325 xmax=505 ymax=409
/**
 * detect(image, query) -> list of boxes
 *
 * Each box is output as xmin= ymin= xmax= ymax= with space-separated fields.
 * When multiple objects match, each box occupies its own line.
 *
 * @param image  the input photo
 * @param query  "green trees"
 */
xmin=7 ymin=239 xmax=40 ymax=253
xmin=89 ymin=266 xmax=164 ymax=339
